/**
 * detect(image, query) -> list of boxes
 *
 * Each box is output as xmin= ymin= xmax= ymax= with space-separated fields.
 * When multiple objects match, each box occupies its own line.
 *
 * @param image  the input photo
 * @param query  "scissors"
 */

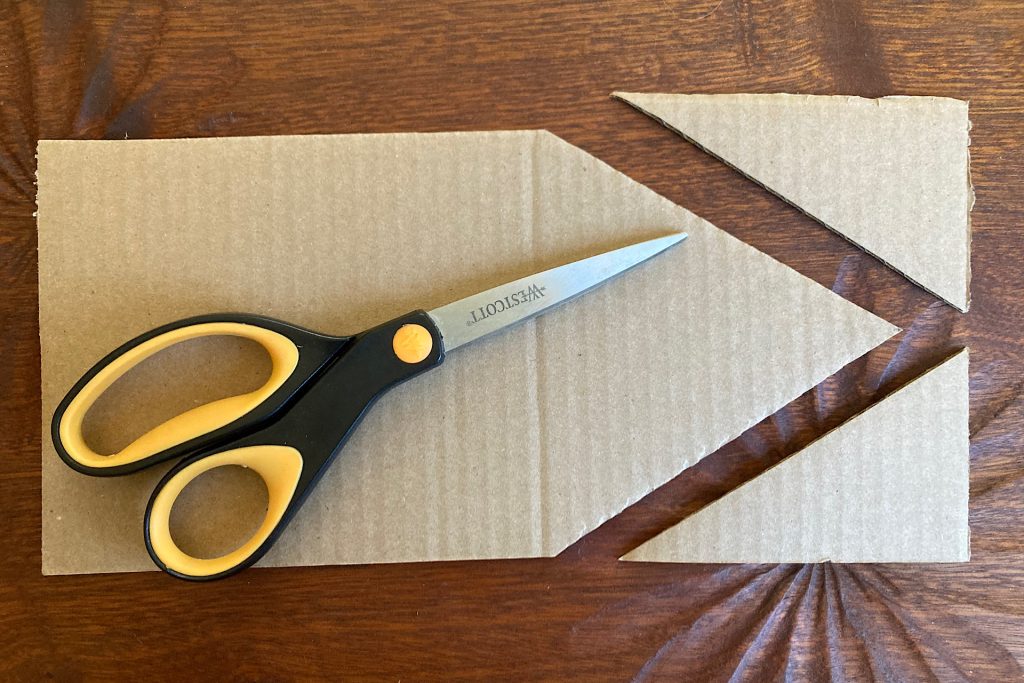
xmin=52 ymin=233 xmax=686 ymax=580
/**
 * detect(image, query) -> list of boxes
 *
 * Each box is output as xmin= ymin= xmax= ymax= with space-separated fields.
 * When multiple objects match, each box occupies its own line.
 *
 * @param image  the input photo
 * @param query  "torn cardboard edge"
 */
xmin=622 ymin=349 xmax=970 ymax=564
xmin=38 ymin=131 xmax=898 ymax=575
xmin=613 ymin=92 xmax=973 ymax=312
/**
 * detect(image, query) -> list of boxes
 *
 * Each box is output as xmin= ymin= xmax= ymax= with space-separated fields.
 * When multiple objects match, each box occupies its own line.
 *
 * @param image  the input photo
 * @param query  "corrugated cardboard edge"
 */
xmin=964 ymin=114 xmax=975 ymax=310
xmin=622 ymin=349 xmax=971 ymax=564
xmin=612 ymin=92 xmax=974 ymax=312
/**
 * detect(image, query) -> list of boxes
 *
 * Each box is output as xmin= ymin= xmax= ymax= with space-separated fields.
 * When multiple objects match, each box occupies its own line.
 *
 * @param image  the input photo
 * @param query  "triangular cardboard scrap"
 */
xmin=613 ymin=92 xmax=973 ymax=311
xmin=38 ymin=131 xmax=898 ymax=575
xmin=623 ymin=349 xmax=970 ymax=564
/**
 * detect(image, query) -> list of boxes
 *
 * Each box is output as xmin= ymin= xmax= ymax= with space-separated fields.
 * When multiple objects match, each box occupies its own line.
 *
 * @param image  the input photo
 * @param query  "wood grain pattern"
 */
xmin=2 ymin=1 xmax=1022 ymax=679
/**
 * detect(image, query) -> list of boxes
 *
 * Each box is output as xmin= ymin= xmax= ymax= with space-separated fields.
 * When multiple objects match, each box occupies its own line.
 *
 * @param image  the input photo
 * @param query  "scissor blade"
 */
xmin=428 ymin=233 xmax=687 ymax=352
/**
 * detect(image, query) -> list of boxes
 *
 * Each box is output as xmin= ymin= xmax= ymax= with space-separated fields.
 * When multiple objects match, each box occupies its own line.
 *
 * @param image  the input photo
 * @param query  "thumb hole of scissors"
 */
xmin=81 ymin=335 xmax=272 ymax=455
xmin=168 ymin=465 xmax=269 ymax=559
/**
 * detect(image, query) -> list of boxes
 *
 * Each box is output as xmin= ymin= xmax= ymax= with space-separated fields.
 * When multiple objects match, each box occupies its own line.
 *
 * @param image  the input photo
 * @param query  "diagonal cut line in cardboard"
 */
xmin=38 ymin=131 xmax=898 ymax=574
xmin=622 ymin=349 xmax=970 ymax=564
xmin=613 ymin=93 xmax=973 ymax=312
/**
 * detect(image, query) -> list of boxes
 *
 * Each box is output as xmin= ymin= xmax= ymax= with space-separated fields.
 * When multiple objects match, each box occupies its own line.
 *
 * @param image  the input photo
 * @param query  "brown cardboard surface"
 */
xmin=38 ymin=131 xmax=898 ymax=575
xmin=623 ymin=350 xmax=970 ymax=564
xmin=614 ymin=93 xmax=973 ymax=311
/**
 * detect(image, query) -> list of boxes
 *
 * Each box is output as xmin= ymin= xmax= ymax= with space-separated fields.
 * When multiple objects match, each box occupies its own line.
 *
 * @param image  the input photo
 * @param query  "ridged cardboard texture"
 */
xmin=38 ymin=132 xmax=897 ymax=574
xmin=623 ymin=350 xmax=970 ymax=563
xmin=614 ymin=93 xmax=973 ymax=311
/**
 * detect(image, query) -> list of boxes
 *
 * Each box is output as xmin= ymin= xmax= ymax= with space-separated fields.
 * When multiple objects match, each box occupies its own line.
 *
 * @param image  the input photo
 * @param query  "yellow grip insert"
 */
xmin=58 ymin=322 xmax=300 ymax=469
xmin=148 ymin=445 xmax=303 ymax=578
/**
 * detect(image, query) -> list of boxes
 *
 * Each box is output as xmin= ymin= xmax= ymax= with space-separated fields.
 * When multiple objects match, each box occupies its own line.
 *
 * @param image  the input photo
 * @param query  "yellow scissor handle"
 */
xmin=56 ymin=322 xmax=300 ymax=471
xmin=146 ymin=445 xmax=304 ymax=579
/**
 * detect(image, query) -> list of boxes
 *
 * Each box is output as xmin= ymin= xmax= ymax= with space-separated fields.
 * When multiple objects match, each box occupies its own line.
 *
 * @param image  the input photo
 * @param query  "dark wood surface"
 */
xmin=3 ymin=1 xmax=1023 ymax=680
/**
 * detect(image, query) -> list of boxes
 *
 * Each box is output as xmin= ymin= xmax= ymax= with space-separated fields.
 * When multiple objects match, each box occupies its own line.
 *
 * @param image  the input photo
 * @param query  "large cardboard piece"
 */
xmin=623 ymin=350 xmax=970 ymax=563
xmin=614 ymin=93 xmax=973 ymax=311
xmin=38 ymin=132 xmax=898 ymax=574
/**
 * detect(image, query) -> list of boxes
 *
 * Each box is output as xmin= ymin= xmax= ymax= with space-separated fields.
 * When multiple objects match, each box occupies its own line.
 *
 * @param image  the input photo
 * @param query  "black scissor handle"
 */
xmin=143 ymin=310 xmax=446 ymax=580
xmin=51 ymin=313 xmax=346 ymax=477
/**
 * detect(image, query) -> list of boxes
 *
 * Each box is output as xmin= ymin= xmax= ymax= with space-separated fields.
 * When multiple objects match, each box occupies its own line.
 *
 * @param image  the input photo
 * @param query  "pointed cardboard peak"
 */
xmin=623 ymin=349 xmax=970 ymax=564
xmin=39 ymin=132 xmax=897 ymax=574
xmin=614 ymin=92 xmax=973 ymax=311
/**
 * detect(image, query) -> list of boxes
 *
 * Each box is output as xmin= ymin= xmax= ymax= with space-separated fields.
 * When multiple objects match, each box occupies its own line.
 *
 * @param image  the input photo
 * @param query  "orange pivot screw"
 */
xmin=392 ymin=324 xmax=433 ymax=364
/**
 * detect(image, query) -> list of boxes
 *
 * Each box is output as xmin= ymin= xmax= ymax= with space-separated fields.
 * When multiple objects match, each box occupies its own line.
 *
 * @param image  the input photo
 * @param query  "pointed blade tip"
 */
xmin=651 ymin=232 xmax=688 ymax=250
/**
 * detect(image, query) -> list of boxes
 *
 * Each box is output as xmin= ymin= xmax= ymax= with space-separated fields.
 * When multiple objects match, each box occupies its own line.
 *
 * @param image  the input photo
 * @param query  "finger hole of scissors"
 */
xmin=59 ymin=322 xmax=300 ymax=470
xmin=168 ymin=465 xmax=269 ymax=560
xmin=81 ymin=336 xmax=271 ymax=455
xmin=147 ymin=445 xmax=304 ymax=578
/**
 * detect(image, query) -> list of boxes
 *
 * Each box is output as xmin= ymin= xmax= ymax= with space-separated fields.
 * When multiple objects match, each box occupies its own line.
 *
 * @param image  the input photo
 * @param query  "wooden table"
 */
xmin=3 ymin=1 xmax=1022 ymax=679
